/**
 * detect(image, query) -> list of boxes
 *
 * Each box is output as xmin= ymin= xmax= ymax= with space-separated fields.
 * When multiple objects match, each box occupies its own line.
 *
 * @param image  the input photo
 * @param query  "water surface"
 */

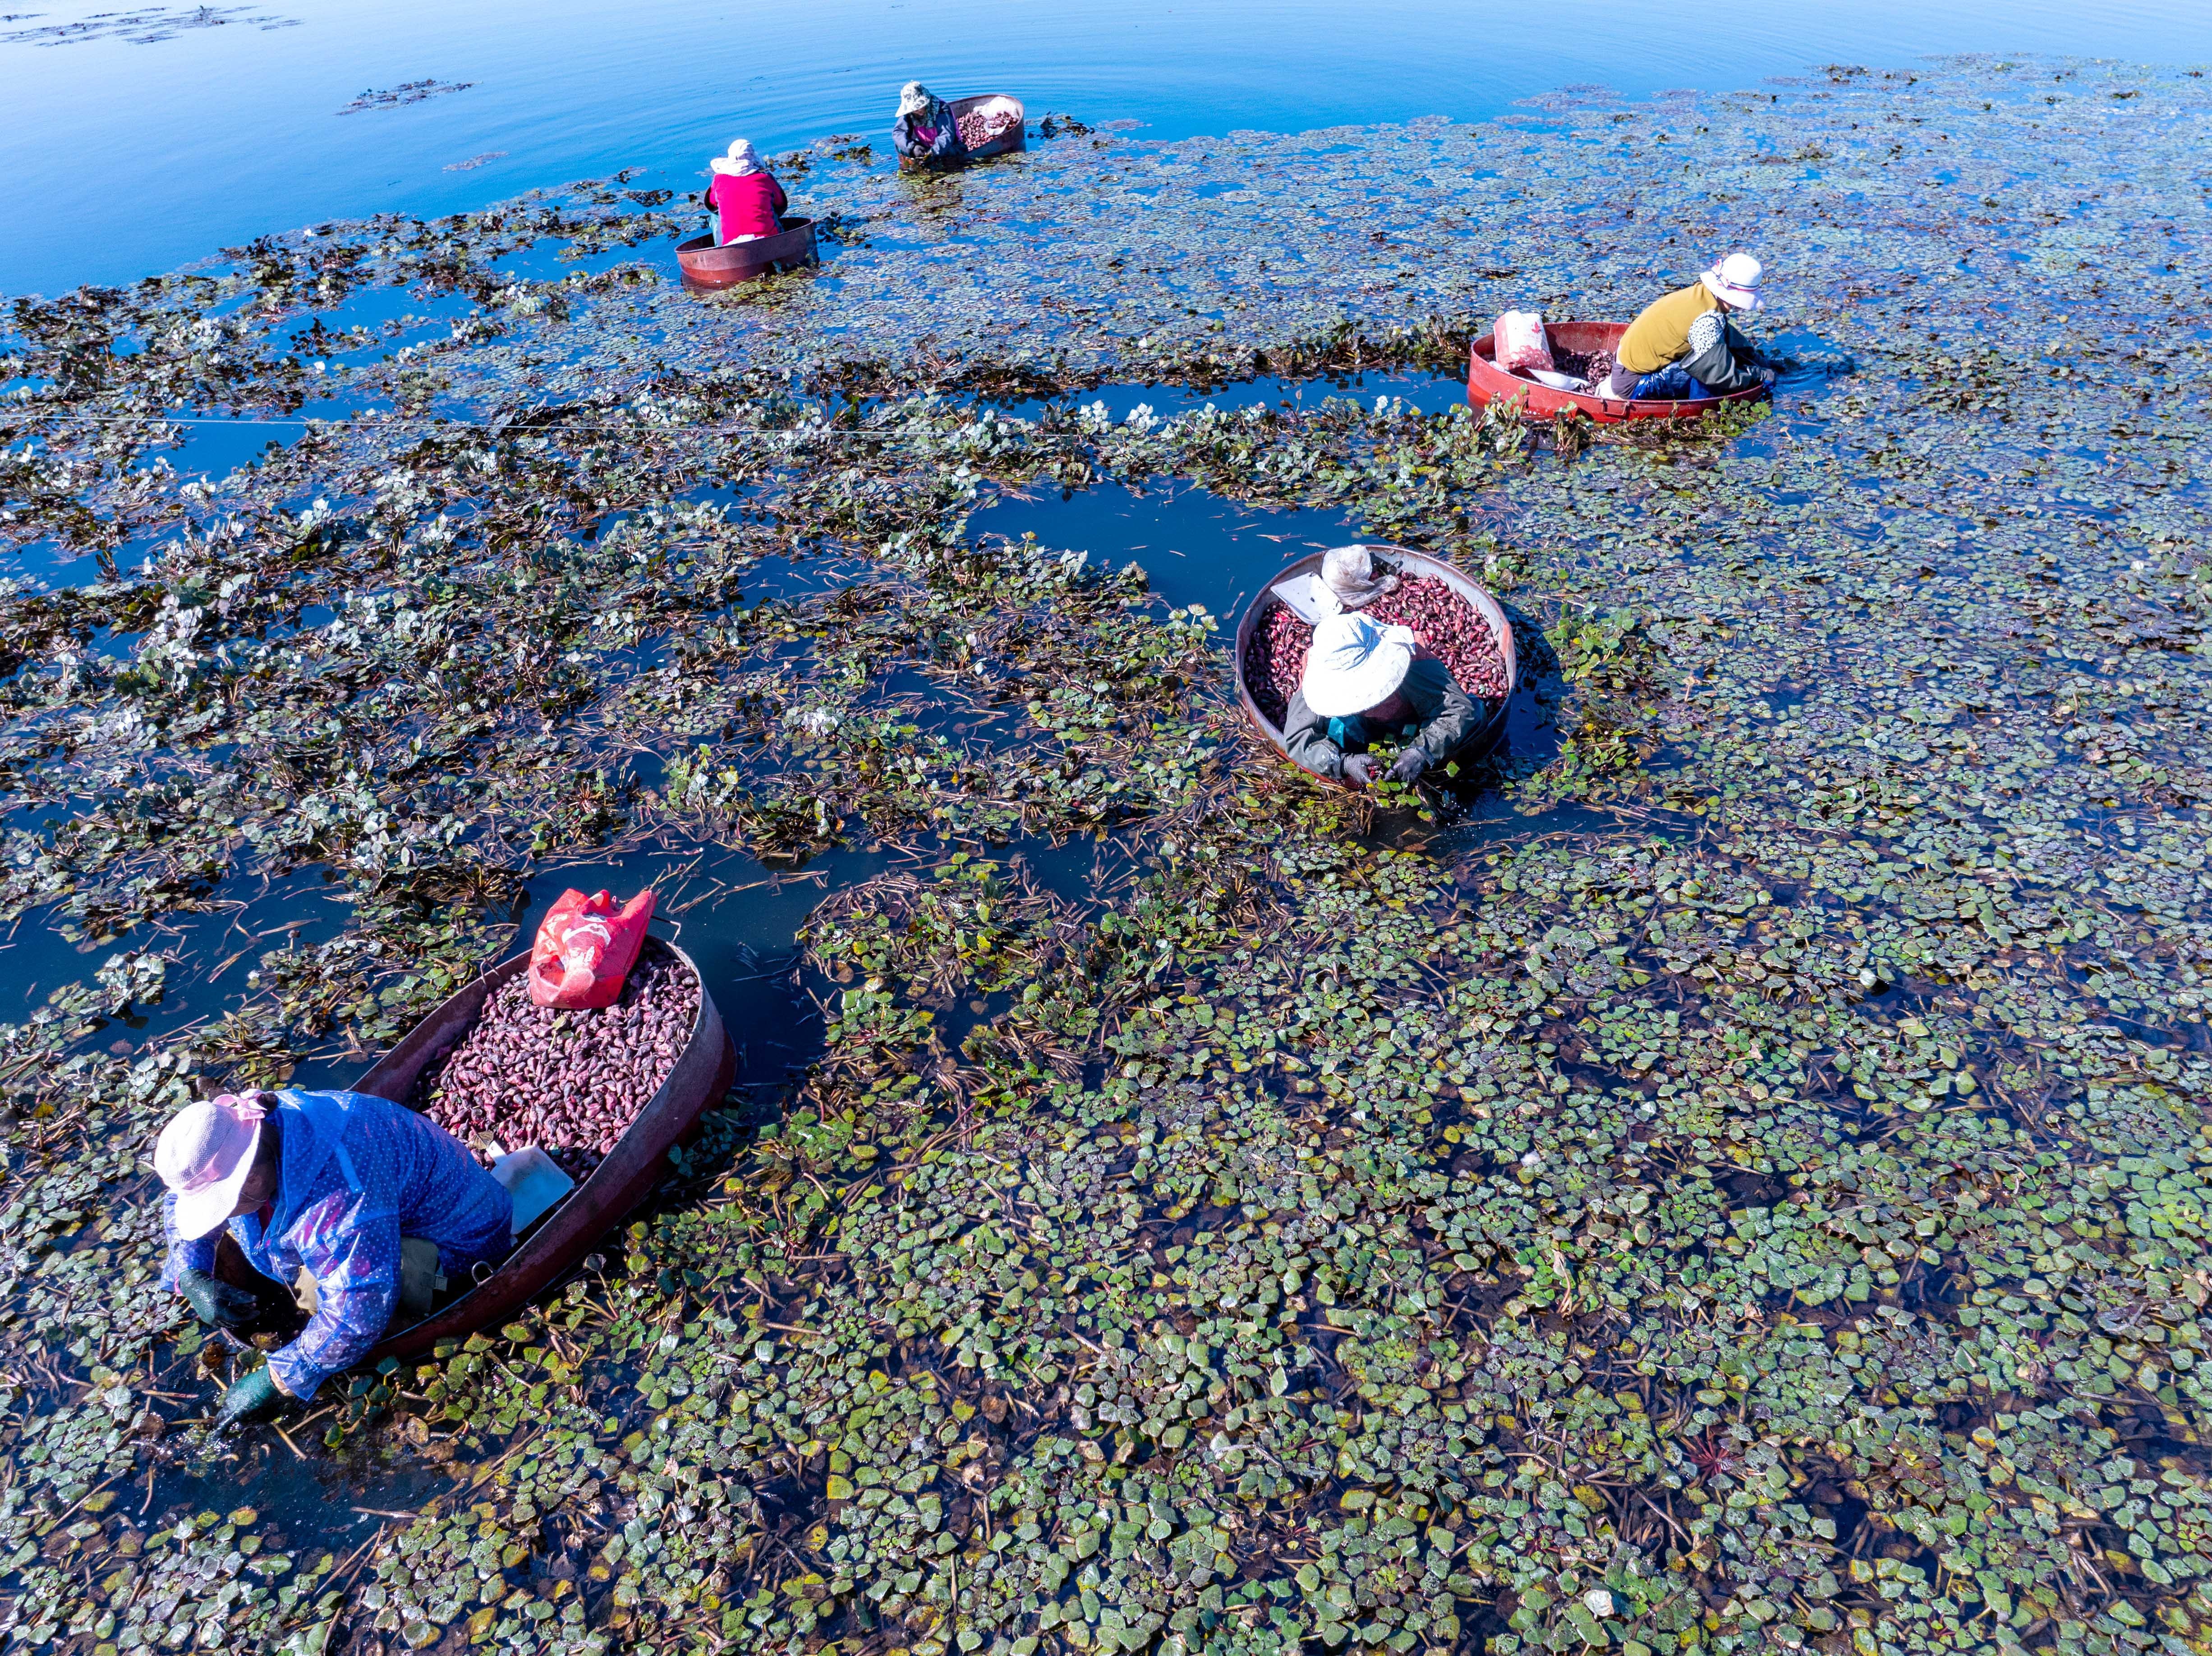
xmin=3 ymin=32 xmax=2211 ymax=1656
xmin=4 ymin=0 xmax=2211 ymax=293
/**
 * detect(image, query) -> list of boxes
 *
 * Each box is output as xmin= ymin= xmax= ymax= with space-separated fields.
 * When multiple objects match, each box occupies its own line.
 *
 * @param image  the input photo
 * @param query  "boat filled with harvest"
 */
xmin=416 ymin=940 xmax=702 ymax=1182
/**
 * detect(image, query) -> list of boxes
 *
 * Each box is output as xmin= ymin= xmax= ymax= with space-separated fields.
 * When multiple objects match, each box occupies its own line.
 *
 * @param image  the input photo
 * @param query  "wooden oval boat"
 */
xmin=353 ymin=938 xmax=734 ymax=1364
xmin=898 ymin=94 xmax=1027 ymax=171
xmin=1234 ymin=545 xmax=1518 ymax=786
xmin=675 ymin=216 xmax=820 ymax=291
xmin=1467 ymin=320 xmax=1769 ymax=424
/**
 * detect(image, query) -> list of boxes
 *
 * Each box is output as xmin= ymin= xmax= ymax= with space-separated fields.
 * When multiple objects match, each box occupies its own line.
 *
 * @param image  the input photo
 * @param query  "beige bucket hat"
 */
xmin=710 ymin=138 xmax=763 ymax=177
xmin=1701 ymin=251 xmax=1765 ymax=310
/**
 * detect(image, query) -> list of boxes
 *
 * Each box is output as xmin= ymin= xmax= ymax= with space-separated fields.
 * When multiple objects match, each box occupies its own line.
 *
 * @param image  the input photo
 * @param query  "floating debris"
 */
xmin=336 ymin=76 xmax=473 ymax=114
xmin=0 ymin=1 xmax=286 ymax=42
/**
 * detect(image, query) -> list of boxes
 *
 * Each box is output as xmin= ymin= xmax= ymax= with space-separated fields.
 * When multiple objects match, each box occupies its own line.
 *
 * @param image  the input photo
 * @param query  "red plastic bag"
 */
xmin=528 ymin=889 xmax=656 ymax=1009
xmin=1493 ymin=310 xmax=1554 ymax=375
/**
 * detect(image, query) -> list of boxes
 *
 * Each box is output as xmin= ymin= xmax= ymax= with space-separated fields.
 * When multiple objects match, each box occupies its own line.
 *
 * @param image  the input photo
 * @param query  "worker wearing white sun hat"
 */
xmin=1608 ymin=251 xmax=1778 ymax=401
xmin=1282 ymin=610 xmax=1481 ymax=788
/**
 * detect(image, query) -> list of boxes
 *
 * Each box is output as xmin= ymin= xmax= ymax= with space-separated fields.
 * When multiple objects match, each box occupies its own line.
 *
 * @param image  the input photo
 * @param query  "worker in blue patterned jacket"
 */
xmin=154 ymin=1089 xmax=511 ymax=1430
xmin=892 ymin=81 xmax=969 ymax=165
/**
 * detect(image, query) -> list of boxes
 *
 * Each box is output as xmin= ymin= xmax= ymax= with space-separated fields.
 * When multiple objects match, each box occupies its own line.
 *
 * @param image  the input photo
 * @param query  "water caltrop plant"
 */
xmin=0 ymin=53 xmax=2208 ymax=1656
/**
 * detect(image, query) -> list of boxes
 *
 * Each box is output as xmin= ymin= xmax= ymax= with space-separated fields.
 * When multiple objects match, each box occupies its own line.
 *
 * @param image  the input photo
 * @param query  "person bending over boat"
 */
xmin=892 ymin=81 xmax=968 ymax=165
xmin=707 ymin=138 xmax=789 ymax=245
xmin=1283 ymin=610 xmax=1479 ymax=787
xmin=1607 ymin=252 xmax=1776 ymax=401
xmin=155 ymin=1089 xmax=512 ymax=1431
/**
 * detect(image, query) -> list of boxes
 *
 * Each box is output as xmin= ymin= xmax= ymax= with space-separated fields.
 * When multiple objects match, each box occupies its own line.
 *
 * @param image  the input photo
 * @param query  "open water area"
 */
xmin=5 ymin=1 xmax=2212 ymax=1653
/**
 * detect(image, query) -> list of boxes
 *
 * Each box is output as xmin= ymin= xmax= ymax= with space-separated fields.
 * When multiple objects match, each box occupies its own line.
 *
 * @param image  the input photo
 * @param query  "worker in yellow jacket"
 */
xmin=1607 ymin=253 xmax=1776 ymax=401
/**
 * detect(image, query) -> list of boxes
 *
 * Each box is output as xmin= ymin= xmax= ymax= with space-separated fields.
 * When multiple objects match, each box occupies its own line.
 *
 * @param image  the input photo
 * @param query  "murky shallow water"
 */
xmin=2 ymin=51 xmax=2211 ymax=1656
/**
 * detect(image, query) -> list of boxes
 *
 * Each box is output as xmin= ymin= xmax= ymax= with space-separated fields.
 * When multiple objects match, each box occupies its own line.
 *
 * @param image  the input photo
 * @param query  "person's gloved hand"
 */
xmin=1342 ymin=754 xmax=1378 ymax=787
xmin=1758 ymin=365 xmax=1778 ymax=387
xmin=213 ymin=1367 xmax=285 ymax=1434
xmin=178 ymin=1269 xmax=261 ymax=1330
xmin=1387 ymin=749 xmax=1429 ymax=785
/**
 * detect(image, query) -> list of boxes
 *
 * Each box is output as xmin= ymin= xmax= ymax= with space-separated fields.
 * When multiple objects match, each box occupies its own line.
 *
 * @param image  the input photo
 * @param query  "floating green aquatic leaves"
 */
xmin=0 ymin=50 xmax=2210 ymax=1656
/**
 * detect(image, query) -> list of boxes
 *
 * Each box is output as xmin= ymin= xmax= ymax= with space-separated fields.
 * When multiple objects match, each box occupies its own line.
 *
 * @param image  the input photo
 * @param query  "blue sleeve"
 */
xmin=266 ymin=1189 xmax=398 ymax=1400
xmin=160 ymin=1192 xmax=218 ymax=1289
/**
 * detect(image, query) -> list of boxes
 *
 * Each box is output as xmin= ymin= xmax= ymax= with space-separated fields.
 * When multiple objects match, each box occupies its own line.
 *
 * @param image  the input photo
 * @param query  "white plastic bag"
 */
xmin=492 ymin=1145 xmax=577 ymax=1236
xmin=1315 ymin=545 xmax=1400 ymax=614
xmin=1494 ymin=310 xmax=1555 ymax=375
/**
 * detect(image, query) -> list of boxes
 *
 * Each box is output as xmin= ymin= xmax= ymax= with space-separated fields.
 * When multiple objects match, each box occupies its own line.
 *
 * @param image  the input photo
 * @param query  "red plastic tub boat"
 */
xmin=1467 ymin=320 xmax=1769 ymax=424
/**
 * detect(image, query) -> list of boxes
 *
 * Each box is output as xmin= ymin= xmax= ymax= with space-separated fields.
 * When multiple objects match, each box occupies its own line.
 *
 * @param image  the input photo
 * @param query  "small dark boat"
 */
xmin=675 ymin=216 xmax=820 ymax=291
xmin=1467 ymin=320 xmax=1769 ymax=424
xmin=898 ymin=94 xmax=1027 ymax=171
xmin=351 ymin=940 xmax=733 ymax=1364
xmin=1234 ymin=545 xmax=1518 ymax=785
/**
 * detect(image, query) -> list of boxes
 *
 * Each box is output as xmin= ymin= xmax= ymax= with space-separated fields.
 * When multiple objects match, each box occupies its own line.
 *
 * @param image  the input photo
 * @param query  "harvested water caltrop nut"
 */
xmin=957 ymin=106 xmax=1021 ymax=150
xmin=1243 ymin=575 xmax=1510 ymax=730
xmin=418 ymin=940 xmax=699 ymax=1181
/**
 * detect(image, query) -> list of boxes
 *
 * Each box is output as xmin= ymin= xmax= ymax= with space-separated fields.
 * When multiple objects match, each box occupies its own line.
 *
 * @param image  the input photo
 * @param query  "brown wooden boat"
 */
xmin=1234 ymin=545 xmax=1518 ymax=784
xmin=350 ymin=939 xmax=734 ymax=1364
xmin=1467 ymin=320 xmax=1769 ymax=424
xmin=898 ymin=94 xmax=1027 ymax=171
xmin=675 ymin=216 xmax=820 ymax=291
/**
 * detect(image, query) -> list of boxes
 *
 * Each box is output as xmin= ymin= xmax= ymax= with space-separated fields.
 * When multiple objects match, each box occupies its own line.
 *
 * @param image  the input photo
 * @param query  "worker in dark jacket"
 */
xmin=1283 ymin=611 xmax=1480 ymax=787
xmin=1607 ymin=253 xmax=1776 ymax=400
xmin=892 ymin=81 xmax=968 ymax=165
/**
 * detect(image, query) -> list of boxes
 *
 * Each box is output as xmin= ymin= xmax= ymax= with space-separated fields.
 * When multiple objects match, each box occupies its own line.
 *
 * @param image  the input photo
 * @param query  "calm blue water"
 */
xmin=3 ymin=0 xmax=2209 ymax=298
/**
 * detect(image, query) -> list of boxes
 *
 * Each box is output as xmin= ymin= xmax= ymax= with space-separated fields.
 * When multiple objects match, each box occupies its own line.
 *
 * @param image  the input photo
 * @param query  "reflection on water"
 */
xmin=975 ymin=474 xmax=1361 ymax=620
xmin=6 ymin=0 xmax=2212 ymax=293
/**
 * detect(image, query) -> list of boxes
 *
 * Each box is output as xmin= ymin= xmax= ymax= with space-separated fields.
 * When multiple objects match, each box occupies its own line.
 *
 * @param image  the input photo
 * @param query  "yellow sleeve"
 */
xmin=1616 ymin=283 xmax=1713 ymax=375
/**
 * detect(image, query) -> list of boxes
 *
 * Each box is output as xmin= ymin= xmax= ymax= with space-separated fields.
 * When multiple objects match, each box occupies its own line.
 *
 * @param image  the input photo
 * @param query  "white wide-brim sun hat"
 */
xmin=1300 ymin=610 xmax=1418 ymax=719
xmin=710 ymin=138 xmax=763 ymax=178
xmin=1701 ymin=251 xmax=1765 ymax=310
xmin=898 ymin=81 xmax=934 ymax=117
xmin=153 ymin=1092 xmax=271 ymax=1240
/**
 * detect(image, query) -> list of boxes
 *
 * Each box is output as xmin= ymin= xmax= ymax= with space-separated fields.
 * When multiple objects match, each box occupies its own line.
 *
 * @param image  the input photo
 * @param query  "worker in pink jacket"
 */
xmin=705 ymin=138 xmax=789 ymax=245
